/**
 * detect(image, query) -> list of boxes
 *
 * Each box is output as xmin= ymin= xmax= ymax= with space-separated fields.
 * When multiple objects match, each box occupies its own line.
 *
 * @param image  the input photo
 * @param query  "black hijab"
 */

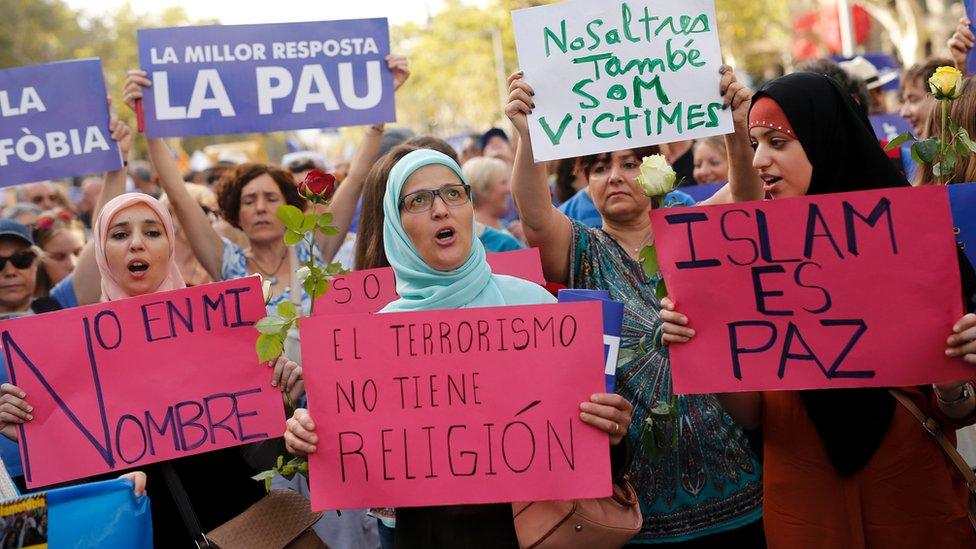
xmin=751 ymin=72 xmax=908 ymax=476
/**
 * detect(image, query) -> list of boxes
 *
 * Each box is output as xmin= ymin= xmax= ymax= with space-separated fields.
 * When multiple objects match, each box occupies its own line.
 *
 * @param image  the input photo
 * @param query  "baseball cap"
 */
xmin=0 ymin=220 xmax=34 ymax=246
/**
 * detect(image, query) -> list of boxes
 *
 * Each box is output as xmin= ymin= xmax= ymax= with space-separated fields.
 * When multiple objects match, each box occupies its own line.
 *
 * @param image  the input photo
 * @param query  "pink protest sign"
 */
xmin=650 ymin=185 xmax=970 ymax=394
xmin=314 ymin=248 xmax=546 ymax=315
xmin=300 ymin=301 xmax=611 ymax=510
xmin=0 ymin=277 xmax=285 ymax=488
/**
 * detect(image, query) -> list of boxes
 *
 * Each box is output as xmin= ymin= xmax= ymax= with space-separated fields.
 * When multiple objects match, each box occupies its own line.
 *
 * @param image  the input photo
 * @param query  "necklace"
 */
xmin=249 ymin=248 xmax=288 ymax=286
xmin=632 ymin=232 xmax=654 ymax=253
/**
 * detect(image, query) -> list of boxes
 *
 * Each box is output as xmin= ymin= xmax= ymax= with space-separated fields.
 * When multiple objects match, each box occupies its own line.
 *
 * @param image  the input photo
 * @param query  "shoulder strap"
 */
xmin=161 ymin=462 xmax=212 ymax=548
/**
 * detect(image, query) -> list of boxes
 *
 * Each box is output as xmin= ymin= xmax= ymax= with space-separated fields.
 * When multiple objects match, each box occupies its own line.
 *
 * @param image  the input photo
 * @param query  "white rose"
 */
xmin=637 ymin=154 xmax=676 ymax=197
xmin=251 ymin=273 xmax=272 ymax=303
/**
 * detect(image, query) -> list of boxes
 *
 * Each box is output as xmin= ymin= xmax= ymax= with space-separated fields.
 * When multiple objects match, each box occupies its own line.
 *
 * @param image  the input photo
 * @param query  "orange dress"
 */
xmin=762 ymin=389 xmax=976 ymax=548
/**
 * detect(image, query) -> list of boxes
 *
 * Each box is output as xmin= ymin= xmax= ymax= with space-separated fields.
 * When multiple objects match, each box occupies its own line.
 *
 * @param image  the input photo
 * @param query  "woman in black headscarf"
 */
xmin=662 ymin=71 xmax=976 ymax=548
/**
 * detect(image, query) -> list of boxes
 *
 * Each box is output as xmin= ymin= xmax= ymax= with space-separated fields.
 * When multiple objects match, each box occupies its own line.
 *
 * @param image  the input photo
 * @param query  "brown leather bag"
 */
xmin=511 ymin=477 xmax=642 ymax=549
xmin=889 ymin=388 xmax=976 ymax=531
xmin=206 ymin=489 xmax=326 ymax=549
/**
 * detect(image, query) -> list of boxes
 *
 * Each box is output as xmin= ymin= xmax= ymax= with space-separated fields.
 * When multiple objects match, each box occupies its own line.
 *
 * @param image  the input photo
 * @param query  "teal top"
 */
xmin=568 ymin=219 xmax=762 ymax=543
xmin=381 ymin=149 xmax=553 ymax=312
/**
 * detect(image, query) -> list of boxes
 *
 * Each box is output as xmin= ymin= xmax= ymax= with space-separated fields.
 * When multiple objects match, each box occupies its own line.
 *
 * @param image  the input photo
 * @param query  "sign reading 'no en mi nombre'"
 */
xmin=512 ymin=0 xmax=733 ymax=162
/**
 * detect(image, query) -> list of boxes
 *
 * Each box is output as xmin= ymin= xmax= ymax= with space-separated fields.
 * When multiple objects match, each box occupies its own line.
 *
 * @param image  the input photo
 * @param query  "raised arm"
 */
xmin=505 ymin=72 xmax=573 ymax=284
xmin=123 ymin=70 xmax=225 ymax=281
xmin=72 ymin=109 xmax=132 ymax=305
xmin=700 ymin=66 xmax=762 ymax=206
xmin=948 ymin=16 xmax=974 ymax=75
xmin=316 ymin=54 xmax=410 ymax=263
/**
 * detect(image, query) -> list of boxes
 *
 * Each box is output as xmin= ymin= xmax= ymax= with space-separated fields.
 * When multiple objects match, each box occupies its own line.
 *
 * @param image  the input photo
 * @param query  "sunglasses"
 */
xmin=0 ymin=250 xmax=37 ymax=270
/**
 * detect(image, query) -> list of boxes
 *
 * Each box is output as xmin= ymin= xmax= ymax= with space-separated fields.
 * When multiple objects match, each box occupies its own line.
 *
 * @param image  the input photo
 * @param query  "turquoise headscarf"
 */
xmin=381 ymin=149 xmax=554 ymax=312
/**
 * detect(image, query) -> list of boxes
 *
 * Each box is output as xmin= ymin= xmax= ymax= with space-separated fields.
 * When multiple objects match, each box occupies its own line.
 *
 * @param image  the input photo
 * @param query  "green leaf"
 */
xmin=639 ymin=245 xmax=659 ymax=278
xmin=317 ymin=212 xmax=334 ymax=226
xmin=276 ymin=205 xmax=305 ymax=232
xmin=883 ymin=132 xmax=913 ymax=151
xmin=320 ymin=225 xmax=339 ymax=235
xmin=655 ymin=278 xmax=668 ymax=299
xmin=251 ymin=470 xmax=276 ymax=481
xmin=284 ymin=230 xmax=304 ymax=246
xmin=957 ymin=137 xmax=971 ymax=158
xmin=298 ymin=460 xmax=309 ymax=475
xmin=256 ymin=333 xmax=283 ymax=363
xmin=301 ymin=213 xmax=318 ymax=233
xmin=277 ymin=301 xmax=297 ymax=319
xmin=944 ymin=149 xmax=957 ymax=177
xmin=256 ymin=316 xmax=288 ymax=335
xmin=959 ymin=130 xmax=976 ymax=154
xmin=910 ymin=143 xmax=924 ymax=164
xmin=914 ymin=138 xmax=939 ymax=163
xmin=313 ymin=278 xmax=330 ymax=298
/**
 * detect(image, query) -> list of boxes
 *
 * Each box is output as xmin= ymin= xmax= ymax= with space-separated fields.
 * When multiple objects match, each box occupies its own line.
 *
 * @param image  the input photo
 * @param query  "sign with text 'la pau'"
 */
xmin=1 ymin=277 xmax=285 ymax=488
xmin=137 ymin=19 xmax=395 ymax=138
xmin=512 ymin=0 xmax=732 ymax=162
xmin=301 ymin=302 xmax=611 ymax=510
xmin=0 ymin=59 xmax=122 ymax=187
xmin=314 ymin=248 xmax=547 ymax=315
xmin=650 ymin=185 xmax=970 ymax=394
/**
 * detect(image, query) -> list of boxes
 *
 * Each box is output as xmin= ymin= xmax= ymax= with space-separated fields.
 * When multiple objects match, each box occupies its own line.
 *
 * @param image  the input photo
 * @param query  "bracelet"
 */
xmin=936 ymin=382 xmax=973 ymax=407
xmin=367 ymin=124 xmax=385 ymax=134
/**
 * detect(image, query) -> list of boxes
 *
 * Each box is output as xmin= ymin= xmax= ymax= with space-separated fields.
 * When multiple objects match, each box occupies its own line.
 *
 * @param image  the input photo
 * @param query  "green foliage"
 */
xmin=913 ymin=138 xmax=939 ymax=163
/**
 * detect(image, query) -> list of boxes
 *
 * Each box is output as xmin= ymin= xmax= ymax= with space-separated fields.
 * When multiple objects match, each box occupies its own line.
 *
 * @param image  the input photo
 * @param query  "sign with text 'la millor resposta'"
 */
xmin=512 ymin=0 xmax=732 ymax=162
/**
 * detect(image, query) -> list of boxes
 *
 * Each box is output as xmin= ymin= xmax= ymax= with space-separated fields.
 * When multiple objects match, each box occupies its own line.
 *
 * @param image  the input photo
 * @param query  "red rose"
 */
xmin=299 ymin=170 xmax=336 ymax=201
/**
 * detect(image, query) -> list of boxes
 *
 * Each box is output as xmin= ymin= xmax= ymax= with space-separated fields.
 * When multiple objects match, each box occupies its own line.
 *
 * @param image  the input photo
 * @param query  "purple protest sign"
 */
xmin=869 ymin=114 xmax=912 ymax=142
xmin=0 ymin=59 xmax=122 ymax=188
xmin=137 ymin=19 xmax=396 ymax=138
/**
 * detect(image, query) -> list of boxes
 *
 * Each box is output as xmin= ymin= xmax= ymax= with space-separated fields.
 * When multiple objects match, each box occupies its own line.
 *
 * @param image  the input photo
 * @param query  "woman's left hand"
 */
xmin=388 ymin=54 xmax=410 ymax=91
xmin=269 ymin=355 xmax=305 ymax=403
xmin=119 ymin=471 xmax=147 ymax=497
xmin=946 ymin=313 xmax=976 ymax=364
xmin=580 ymin=393 xmax=633 ymax=446
xmin=108 ymin=110 xmax=132 ymax=162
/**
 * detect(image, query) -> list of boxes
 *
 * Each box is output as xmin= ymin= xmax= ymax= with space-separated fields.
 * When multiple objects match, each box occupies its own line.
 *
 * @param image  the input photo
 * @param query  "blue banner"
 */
xmin=869 ymin=113 xmax=913 ymax=142
xmin=949 ymin=182 xmax=976 ymax=269
xmin=966 ymin=0 xmax=976 ymax=75
xmin=0 ymin=59 xmax=122 ymax=188
xmin=680 ymin=182 xmax=723 ymax=203
xmin=138 ymin=19 xmax=396 ymax=138
xmin=558 ymin=289 xmax=624 ymax=393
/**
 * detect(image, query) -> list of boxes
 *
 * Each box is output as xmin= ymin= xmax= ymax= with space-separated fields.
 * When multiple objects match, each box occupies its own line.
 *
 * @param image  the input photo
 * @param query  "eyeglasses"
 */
xmin=30 ymin=194 xmax=58 ymax=205
xmin=399 ymin=184 xmax=472 ymax=214
xmin=286 ymin=160 xmax=318 ymax=173
xmin=0 ymin=250 xmax=37 ymax=270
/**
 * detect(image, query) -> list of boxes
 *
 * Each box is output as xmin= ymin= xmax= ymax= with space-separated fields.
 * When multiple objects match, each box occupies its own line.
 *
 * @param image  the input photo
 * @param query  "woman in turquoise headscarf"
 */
xmin=284 ymin=149 xmax=634 ymax=548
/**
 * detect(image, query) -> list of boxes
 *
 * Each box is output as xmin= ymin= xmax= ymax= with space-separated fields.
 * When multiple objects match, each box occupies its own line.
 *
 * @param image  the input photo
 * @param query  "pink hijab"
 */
xmin=93 ymin=193 xmax=186 ymax=301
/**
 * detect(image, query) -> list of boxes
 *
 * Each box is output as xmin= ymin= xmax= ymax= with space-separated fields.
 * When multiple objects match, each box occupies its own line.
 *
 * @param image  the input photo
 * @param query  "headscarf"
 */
xmin=749 ymin=72 xmax=909 ymax=477
xmin=380 ymin=149 xmax=552 ymax=312
xmin=93 ymin=193 xmax=186 ymax=302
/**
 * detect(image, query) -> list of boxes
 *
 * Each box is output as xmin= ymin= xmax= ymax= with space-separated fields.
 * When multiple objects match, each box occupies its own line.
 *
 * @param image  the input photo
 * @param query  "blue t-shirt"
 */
xmin=479 ymin=226 xmax=524 ymax=253
xmin=558 ymin=188 xmax=696 ymax=229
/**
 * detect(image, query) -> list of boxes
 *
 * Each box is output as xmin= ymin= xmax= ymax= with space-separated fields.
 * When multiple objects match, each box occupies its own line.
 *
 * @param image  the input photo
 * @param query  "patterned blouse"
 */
xmin=220 ymin=238 xmax=321 ymax=316
xmin=569 ymin=220 xmax=763 ymax=543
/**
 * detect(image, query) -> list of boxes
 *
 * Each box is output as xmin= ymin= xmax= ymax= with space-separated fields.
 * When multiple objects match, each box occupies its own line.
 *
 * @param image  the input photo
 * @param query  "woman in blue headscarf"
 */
xmin=284 ymin=149 xmax=634 ymax=548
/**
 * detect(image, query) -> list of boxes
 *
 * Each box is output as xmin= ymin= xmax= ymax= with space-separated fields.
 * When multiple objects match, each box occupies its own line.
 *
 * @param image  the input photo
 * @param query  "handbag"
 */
xmin=162 ymin=463 xmax=326 ymax=549
xmin=511 ymin=475 xmax=642 ymax=549
xmin=889 ymin=388 xmax=976 ymax=532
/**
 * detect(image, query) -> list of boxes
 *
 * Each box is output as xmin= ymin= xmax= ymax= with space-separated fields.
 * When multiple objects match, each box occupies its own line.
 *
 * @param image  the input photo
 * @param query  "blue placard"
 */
xmin=869 ymin=113 xmax=913 ymax=141
xmin=137 ymin=19 xmax=396 ymax=138
xmin=558 ymin=289 xmax=624 ymax=393
xmin=949 ymin=182 xmax=976 ymax=269
xmin=0 ymin=59 xmax=122 ymax=188
xmin=966 ymin=0 xmax=976 ymax=75
xmin=680 ymin=182 xmax=723 ymax=202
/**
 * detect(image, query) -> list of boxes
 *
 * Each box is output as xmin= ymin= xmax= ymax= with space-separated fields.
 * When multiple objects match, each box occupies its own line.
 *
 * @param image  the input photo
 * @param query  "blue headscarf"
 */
xmin=381 ymin=149 xmax=554 ymax=312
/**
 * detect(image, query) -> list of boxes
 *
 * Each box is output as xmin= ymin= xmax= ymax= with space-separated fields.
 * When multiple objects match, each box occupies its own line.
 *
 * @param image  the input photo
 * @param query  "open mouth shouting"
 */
xmin=127 ymin=259 xmax=151 ymax=278
xmin=761 ymin=174 xmax=782 ymax=196
xmin=434 ymin=226 xmax=457 ymax=246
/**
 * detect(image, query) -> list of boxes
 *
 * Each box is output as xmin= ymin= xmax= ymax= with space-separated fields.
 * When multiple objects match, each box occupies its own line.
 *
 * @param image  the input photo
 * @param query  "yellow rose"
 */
xmin=928 ymin=66 xmax=963 ymax=100
xmin=637 ymin=154 xmax=676 ymax=197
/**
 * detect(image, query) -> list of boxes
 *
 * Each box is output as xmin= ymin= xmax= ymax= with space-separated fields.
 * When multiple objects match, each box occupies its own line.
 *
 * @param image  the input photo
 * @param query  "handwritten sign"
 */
xmin=0 ymin=59 xmax=122 ymax=187
xmin=949 ymin=182 xmax=976 ymax=269
xmin=137 ymin=19 xmax=395 ymax=138
xmin=1 ymin=277 xmax=284 ymax=488
xmin=300 ymin=302 xmax=611 ymax=510
xmin=650 ymin=185 xmax=970 ymax=393
xmin=512 ymin=0 xmax=732 ymax=162
xmin=314 ymin=248 xmax=547 ymax=315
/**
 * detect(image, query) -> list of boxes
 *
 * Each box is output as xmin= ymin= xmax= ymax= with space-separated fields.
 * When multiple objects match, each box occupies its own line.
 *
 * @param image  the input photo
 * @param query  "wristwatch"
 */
xmin=936 ymin=382 xmax=973 ymax=407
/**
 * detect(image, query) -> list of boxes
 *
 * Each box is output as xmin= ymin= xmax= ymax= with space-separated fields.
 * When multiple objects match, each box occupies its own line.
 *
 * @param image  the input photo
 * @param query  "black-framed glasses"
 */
xmin=399 ymin=184 xmax=472 ymax=214
xmin=0 ymin=250 xmax=37 ymax=270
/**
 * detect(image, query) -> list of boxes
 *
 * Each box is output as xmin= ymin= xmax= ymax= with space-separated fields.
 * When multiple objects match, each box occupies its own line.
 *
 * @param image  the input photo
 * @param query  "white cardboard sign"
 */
xmin=512 ymin=0 xmax=732 ymax=162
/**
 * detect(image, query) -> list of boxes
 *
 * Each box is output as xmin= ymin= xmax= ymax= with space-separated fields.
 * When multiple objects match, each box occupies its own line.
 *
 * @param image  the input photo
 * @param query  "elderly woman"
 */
xmin=504 ymin=70 xmax=765 ymax=546
xmin=284 ymin=149 xmax=633 ymax=547
xmin=462 ymin=156 xmax=524 ymax=252
xmin=662 ymin=70 xmax=976 ymax=547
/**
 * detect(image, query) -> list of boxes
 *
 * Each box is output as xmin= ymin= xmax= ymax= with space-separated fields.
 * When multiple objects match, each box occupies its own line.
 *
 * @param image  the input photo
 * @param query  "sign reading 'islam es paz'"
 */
xmin=301 ymin=302 xmax=611 ymax=510
xmin=137 ymin=19 xmax=396 ymax=138
xmin=512 ymin=0 xmax=732 ymax=162
xmin=650 ymin=185 xmax=970 ymax=394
